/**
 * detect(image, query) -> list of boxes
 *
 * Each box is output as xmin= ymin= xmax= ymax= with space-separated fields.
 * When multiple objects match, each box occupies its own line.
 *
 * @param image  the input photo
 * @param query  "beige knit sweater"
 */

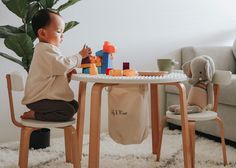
xmin=22 ymin=42 xmax=82 ymax=105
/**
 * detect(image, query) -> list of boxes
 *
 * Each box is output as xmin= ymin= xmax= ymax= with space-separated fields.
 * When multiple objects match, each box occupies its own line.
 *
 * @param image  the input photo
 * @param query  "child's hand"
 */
xmin=67 ymin=69 xmax=77 ymax=82
xmin=79 ymin=44 xmax=92 ymax=58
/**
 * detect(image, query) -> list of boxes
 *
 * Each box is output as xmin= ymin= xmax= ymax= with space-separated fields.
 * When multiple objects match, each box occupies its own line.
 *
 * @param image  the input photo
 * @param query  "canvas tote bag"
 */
xmin=107 ymin=84 xmax=149 ymax=145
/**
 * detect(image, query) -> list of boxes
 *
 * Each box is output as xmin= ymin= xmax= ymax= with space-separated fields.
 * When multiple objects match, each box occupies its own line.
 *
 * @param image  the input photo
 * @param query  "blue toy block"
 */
xmin=82 ymin=68 xmax=90 ymax=74
xmin=96 ymin=50 xmax=113 ymax=74
xmin=97 ymin=67 xmax=101 ymax=73
xmin=82 ymin=67 xmax=101 ymax=74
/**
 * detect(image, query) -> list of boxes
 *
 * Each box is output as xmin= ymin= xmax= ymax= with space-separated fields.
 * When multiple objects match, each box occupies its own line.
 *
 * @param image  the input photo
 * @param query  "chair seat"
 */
xmin=166 ymin=111 xmax=218 ymax=121
xmin=21 ymin=118 xmax=75 ymax=128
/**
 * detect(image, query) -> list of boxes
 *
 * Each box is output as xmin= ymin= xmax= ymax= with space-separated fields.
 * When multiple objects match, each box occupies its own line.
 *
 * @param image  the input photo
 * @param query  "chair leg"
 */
xmin=189 ymin=121 xmax=196 ymax=168
xmin=18 ymin=127 xmax=34 ymax=168
xmin=64 ymin=128 xmax=72 ymax=163
xmin=157 ymin=116 xmax=166 ymax=161
xmin=215 ymin=117 xmax=228 ymax=166
xmin=77 ymin=82 xmax=86 ymax=162
xmin=66 ymin=126 xmax=80 ymax=168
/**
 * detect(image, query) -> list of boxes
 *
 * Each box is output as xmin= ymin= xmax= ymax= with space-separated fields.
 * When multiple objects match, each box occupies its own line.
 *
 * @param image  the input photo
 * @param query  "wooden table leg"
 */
xmin=174 ymin=82 xmax=192 ymax=168
xmin=150 ymin=84 xmax=159 ymax=155
xmin=77 ymin=82 xmax=87 ymax=161
xmin=88 ymin=83 xmax=106 ymax=168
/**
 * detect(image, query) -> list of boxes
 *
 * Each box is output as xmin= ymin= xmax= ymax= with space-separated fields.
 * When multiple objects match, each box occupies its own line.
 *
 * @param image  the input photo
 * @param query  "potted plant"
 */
xmin=0 ymin=0 xmax=80 ymax=149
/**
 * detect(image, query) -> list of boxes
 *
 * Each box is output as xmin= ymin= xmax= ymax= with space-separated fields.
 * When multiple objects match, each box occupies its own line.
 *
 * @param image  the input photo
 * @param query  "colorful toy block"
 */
xmin=81 ymin=41 xmax=116 ymax=74
xmin=96 ymin=41 xmax=116 ymax=74
xmin=123 ymin=62 xmax=130 ymax=70
xmin=95 ymin=50 xmax=111 ymax=74
xmin=81 ymin=55 xmax=102 ymax=74
xmin=82 ymin=67 xmax=90 ymax=74
xmin=103 ymin=41 xmax=116 ymax=53
xmin=89 ymin=63 xmax=98 ymax=75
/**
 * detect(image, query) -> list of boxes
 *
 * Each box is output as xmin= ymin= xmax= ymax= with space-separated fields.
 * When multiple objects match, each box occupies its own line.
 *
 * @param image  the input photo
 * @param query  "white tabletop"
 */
xmin=72 ymin=71 xmax=187 ymax=84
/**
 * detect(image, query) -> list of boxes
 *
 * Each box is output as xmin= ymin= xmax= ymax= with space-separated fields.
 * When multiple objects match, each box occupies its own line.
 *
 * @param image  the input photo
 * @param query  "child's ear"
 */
xmin=37 ymin=28 xmax=47 ymax=38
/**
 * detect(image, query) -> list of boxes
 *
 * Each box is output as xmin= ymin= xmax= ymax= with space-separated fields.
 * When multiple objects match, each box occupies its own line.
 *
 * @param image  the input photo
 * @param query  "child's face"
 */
xmin=39 ymin=13 xmax=65 ymax=47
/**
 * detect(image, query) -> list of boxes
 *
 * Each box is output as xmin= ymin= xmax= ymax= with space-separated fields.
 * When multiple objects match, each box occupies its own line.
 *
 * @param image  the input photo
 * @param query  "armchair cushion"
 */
xmin=219 ymin=74 xmax=236 ymax=106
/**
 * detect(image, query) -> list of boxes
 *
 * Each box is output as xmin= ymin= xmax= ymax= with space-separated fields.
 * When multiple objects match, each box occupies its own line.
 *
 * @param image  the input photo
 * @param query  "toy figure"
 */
xmin=169 ymin=55 xmax=215 ymax=114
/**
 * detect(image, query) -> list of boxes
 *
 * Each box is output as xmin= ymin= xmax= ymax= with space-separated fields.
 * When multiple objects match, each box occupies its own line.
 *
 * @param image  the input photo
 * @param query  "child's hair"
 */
xmin=32 ymin=9 xmax=61 ymax=37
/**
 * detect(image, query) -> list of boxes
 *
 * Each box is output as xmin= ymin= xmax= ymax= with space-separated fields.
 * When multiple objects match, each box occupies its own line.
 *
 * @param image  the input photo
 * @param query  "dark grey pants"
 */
xmin=26 ymin=99 xmax=78 ymax=121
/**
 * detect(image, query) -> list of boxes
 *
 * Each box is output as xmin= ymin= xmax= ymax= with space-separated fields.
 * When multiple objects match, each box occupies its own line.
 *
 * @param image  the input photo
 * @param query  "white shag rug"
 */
xmin=0 ymin=128 xmax=236 ymax=168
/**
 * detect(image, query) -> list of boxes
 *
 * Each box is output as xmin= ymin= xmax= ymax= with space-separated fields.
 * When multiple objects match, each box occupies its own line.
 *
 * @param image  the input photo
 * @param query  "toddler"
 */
xmin=21 ymin=9 xmax=91 ymax=121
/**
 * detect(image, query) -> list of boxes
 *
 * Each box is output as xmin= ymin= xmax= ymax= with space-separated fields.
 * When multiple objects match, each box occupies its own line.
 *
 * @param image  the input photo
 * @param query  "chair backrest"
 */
xmin=6 ymin=72 xmax=25 ymax=127
xmin=212 ymin=70 xmax=232 ymax=112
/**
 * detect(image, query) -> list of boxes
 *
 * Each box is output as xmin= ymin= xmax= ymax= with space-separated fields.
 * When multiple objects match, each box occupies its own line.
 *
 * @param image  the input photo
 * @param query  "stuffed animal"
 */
xmin=168 ymin=55 xmax=215 ymax=114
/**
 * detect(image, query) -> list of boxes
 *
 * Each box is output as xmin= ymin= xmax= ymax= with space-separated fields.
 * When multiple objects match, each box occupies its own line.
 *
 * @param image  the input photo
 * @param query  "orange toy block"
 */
xmin=103 ymin=41 xmax=116 ymax=53
xmin=89 ymin=63 xmax=98 ymax=75
xmin=123 ymin=69 xmax=137 ymax=76
xmin=109 ymin=69 xmax=123 ymax=76
xmin=81 ymin=56 xmax=102 ymax=68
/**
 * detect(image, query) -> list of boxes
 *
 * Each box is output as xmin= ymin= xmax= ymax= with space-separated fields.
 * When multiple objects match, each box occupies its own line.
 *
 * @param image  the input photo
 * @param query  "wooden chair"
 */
xmin=6 ymin=72 xmax=80 ymax=168
xmin=158 ymin=70 xmax=231 ymax=168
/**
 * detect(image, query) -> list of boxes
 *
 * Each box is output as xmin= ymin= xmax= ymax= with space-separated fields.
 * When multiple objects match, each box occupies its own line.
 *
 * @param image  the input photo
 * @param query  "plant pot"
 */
xmin=29 ymin=128 xmax=50 ymax=149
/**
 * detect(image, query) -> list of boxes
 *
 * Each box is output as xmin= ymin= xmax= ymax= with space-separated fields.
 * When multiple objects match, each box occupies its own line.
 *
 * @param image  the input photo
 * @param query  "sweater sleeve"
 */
xmin=47 ymin=44 xmax=82 ymax=75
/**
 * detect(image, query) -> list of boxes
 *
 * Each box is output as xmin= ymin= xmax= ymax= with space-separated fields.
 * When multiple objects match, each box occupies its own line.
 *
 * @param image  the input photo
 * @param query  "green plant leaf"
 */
xmin=2 ymin=0 xmax=29 ymax=19
xmin=57 ymin=0 xmax=80 ymax=11
xmin=28 ymin=0 xmax=38 ymax=2
xmin=22 ymin=56 xmax=31 ymax=71
xmin=39 ymin=0 xmax=58 ymax=8
xmin=0 ymin=52 xmax=23 ymax=66
xmin=64 ymin=21 xmax=79 ymax=33
xmin=4 ymin=34 xmax=34 ymax=59
xmin=27 ymin=25 xmax=37 ymax=41
xmin=0 ymin=25 xmax=24 ymax=38
xmin=26 ymin=1 xmax=40 ymax=23
xmin=54 ymin=0 xmax=59 ymax=5
xmin=18 ymin=24 xmax=36 ymax=41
